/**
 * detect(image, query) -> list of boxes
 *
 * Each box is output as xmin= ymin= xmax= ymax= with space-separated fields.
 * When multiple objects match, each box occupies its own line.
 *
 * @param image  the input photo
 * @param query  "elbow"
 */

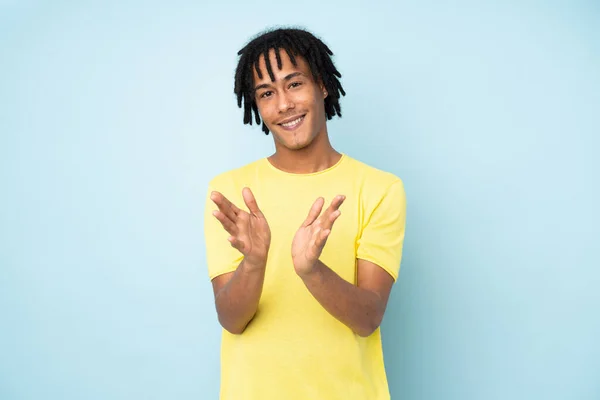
xmin=224 ymin=326 xmax=246 ymax=335
xmin=355 ymin=314 xmax=383 ymax=338
xmin=218 ymin=313 xmax=253 ymax=335
xmin=219 ymin=317 xmax=248 ymax=335
xmin=355 ymin=325 xmax=378 ymax=338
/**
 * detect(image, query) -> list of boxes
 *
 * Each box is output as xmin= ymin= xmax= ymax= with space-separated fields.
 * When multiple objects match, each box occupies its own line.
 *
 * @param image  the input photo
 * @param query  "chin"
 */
xmin=284 ymin=135 xmax=316 ymax=151
xmin=270 ymin=130 xmax=311 ymax=150
xmin=288 ymin=142 xmax=311 ymax=151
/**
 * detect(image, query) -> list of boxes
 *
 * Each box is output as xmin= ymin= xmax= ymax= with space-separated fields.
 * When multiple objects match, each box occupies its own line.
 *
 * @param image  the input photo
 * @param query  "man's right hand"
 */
xmin=210 ymin=187 xmax=271 ymax=268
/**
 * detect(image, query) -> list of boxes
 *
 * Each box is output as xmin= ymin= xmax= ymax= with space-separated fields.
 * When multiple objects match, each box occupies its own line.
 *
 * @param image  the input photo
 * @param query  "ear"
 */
xmin=319 ymin=82 xmax=328 ymax=99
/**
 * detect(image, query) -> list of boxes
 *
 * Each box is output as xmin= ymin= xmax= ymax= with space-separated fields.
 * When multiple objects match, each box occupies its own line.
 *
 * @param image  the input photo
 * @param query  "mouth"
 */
xmin=278 ymin=114 xmax=306 ymax=131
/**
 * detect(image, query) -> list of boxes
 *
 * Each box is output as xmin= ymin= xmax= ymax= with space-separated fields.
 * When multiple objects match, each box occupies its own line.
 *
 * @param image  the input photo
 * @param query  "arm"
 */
xmin=292 ymin=182 xmax=405 ymax=336
xmin=211 ymin=258 xmax=266 ymax=334
xmin=207 ymin=187 xmax=271 ymax=335
xmin=298 ymin=259 xmax=394 ymax=337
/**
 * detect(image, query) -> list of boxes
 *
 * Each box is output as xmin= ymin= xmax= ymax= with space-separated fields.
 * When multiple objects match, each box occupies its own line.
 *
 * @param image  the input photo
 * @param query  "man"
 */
xmin=204 ymin=27 xmax=406 ymax=399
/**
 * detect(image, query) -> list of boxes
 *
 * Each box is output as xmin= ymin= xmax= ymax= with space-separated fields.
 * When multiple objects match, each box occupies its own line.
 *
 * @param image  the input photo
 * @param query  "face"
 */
xmin=252 ymin=49 xmax=328 ymax=151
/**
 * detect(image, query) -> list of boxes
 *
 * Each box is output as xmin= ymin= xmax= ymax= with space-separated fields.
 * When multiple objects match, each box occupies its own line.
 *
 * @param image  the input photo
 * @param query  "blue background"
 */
xmin=1 ymin=1 xmax=598 ymax=399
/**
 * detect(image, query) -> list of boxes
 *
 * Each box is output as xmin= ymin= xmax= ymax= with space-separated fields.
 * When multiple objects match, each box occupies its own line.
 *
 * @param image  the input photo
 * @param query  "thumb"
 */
xmin=242 ymin=187 xmax=263 ymax=216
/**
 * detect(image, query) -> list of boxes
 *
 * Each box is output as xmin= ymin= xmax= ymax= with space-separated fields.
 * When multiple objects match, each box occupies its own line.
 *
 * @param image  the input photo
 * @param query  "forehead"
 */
xmin=252 ymin=48 xmax=311 ymax=84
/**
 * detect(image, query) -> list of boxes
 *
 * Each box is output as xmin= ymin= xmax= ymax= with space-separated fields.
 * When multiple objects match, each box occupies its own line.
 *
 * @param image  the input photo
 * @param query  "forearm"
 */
xmin=299 ymin=260 xmax=385 ymax=337
xmin=215 ymin=258 xmax=266 ymax=334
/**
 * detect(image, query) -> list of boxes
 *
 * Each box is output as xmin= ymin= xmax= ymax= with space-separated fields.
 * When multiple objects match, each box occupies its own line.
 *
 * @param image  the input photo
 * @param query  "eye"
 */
xmin=260 ymin=91 xmax=273 ymax=99
xmin=289 ymin=81 xmax=302 ymax=89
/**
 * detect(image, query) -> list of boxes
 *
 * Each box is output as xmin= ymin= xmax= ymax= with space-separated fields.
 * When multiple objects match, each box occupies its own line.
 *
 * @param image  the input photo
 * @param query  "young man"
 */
xmin=204 ymin=27 xmax=406 ymax=399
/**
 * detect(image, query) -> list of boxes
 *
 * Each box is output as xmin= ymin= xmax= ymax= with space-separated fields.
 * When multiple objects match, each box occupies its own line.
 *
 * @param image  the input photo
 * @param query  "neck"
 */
xmin=268 ymin=130 xmax=342 ymax=174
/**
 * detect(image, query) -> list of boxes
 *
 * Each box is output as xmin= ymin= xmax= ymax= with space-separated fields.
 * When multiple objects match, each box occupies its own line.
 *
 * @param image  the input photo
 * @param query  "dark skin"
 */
xmin=210 ymin=49 xmax=394 ymax=336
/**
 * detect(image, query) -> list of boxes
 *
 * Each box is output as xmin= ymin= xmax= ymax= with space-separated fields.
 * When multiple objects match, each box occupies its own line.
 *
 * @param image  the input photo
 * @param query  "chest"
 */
xmin=255 ymin=180 xmax=365 ymax=284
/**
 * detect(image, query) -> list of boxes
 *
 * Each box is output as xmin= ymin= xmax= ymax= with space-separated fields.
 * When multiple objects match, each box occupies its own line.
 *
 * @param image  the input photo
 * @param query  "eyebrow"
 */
xmin=253 ymin=72 xmax=305 ymax=92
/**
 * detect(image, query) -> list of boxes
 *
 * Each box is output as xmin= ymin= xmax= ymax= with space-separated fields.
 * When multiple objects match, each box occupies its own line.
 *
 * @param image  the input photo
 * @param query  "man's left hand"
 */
xmin=292 ymin=195 xmax=345 ymax=276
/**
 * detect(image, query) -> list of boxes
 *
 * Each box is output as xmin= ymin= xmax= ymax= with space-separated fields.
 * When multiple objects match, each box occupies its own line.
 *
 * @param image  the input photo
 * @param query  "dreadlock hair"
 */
xmin=234 ymin=27 xmax=346 ymax=135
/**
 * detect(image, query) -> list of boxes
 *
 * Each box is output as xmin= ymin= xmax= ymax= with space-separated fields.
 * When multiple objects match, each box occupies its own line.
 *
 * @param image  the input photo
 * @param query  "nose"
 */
xmin=277 ymin=91 xmax=295 ymax=113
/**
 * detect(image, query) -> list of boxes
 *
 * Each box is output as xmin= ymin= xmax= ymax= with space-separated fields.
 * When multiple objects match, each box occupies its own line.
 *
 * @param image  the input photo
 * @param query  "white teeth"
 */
xmin=281 ymin=116 xmax=303 ymax=127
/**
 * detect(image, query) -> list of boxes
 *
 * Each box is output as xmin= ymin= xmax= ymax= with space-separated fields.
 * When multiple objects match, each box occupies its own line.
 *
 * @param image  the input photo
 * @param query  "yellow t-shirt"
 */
xmin=203 ymin=154 xmax=406 ymax=400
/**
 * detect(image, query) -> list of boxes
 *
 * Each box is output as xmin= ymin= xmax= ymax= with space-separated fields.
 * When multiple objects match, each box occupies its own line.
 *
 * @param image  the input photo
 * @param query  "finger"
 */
xmin=319 ymin=195 xmax=345 ymax=224
xmin=316 ymin=228 xmax=331 ymax=247
xmin=310 ymin=226 xmax=322 ymax=248
xmin=211 ymin=192 xmax=240 ymax=220
xmin=227 ymin=236 xmax=246 ymax=253
xmin=318 ymin=196 xmax=344 ymax=230
xmin=328 ymin=195 xmax=346 ymax=213
xmin=212 ymin=210 xmax=238 ymax=235
xmin=328 ymin=209 xmax=342 ymax=225
xmin=242 ymin=187 xmax=263 ymax=216
xmin=311 ymin=227 xmax=332 ymax=255
xmin=211 ymin=191 xmax=242 ymax=221
xmin=302 ymin=197 xmax=325 ymax=227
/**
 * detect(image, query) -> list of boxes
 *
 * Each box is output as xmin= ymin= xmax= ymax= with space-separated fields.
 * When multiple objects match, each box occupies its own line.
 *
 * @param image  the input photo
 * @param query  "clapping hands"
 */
xmin=211 ymin=189 xmax=345 ymax=275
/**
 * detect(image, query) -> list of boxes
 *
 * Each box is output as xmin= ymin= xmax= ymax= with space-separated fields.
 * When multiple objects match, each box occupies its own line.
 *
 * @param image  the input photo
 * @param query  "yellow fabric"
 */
xmin=203 ymin=154 xmax=406 ymax=400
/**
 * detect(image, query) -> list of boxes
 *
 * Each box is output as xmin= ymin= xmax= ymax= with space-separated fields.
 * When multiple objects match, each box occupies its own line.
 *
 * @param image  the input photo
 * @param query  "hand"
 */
xmin=211 ymin=187 xmax=271 ymax=268
xmin=292 ymin=195 xmax=345 ymax=276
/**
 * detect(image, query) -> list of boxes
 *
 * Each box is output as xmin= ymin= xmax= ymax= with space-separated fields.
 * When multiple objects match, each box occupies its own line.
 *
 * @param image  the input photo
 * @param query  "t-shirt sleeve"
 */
xmin=356 ymin=180 xmax=407 ymax=281
xmin=203 ymin=181 xmax=244 ymax=280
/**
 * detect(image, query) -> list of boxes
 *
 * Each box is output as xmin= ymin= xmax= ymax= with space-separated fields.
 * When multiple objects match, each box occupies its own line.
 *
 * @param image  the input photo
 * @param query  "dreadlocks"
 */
xmin=234 ymin=27 xmax=346 ymax=135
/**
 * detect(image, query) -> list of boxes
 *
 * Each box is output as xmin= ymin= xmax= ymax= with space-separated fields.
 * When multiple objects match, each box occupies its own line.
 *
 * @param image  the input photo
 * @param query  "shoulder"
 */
xmin=343 ymin=155 xmax=404 ymax=194
xmin=207 ymin=158 xmax=265 ymax=191
xmin=343 ymin=156 xmax=406 ymax=229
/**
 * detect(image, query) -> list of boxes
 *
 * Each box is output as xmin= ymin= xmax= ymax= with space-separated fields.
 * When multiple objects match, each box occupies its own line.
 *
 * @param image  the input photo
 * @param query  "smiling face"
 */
xmin=252 ymin=49 xmax=329 ymax=151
